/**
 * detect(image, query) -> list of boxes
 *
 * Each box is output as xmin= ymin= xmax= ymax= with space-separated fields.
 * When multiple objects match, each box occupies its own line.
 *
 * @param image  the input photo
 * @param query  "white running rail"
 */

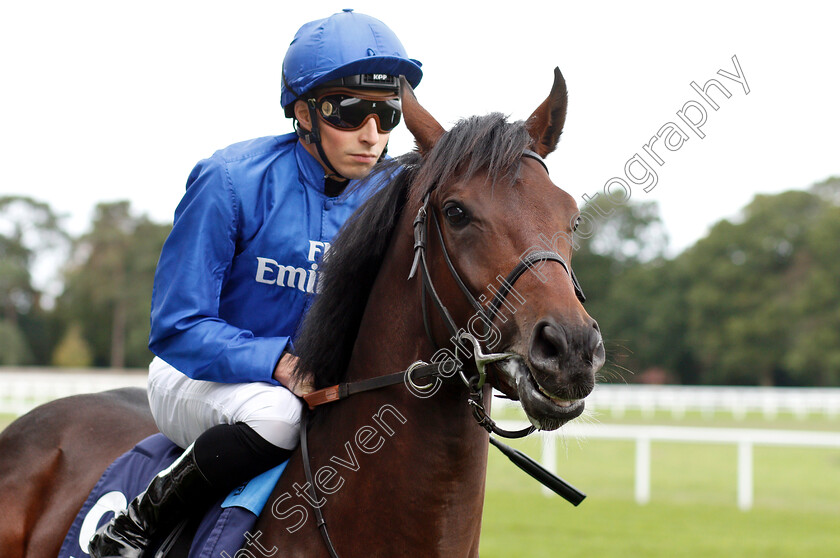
xmin=497 ymin=420 xmax=840 ymax=510
xmin=585 ymin=384 xmax=840 ymax=420
xmin=0 ymin=369 xmax=147 ymax=416
xmin=4 ymin=370 xmax=840 ymax=511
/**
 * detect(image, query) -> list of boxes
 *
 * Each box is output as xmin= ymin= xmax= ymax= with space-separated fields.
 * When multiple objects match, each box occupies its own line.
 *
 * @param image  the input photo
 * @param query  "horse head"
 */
xmin=402 ymin=69 xmax=605 ymax=431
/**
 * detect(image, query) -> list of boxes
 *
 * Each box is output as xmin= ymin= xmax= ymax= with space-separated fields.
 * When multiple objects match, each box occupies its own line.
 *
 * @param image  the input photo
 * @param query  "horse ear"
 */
xmin=400 ymin=76 xmax=445 ymax=154
xmin=525 ymin=67 xmax=568 ymax=158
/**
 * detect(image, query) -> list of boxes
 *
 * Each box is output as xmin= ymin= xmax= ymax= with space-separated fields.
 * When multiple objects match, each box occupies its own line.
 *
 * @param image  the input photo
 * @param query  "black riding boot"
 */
xmin=87 ymin=443 xmax=211 ymax=558
xmin=87 ymin=422 xmax=293 ymax=558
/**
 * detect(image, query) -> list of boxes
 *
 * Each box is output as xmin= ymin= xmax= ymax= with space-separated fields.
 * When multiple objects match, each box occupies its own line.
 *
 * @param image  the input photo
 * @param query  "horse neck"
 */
xmin=362 ymin=195 xmax=494 ymax=406
xmin=297 ymin=207 xmax=490 ymax=556
xmin=344 ymin=209 xmax=492 ymax=470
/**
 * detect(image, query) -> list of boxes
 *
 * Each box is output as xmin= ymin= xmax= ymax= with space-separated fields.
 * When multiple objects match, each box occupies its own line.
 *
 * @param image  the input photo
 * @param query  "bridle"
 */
xmin=406 ymin=148 xmax=586 ymax=438
xmin=299 ymin=148 xmax=587 ymax=557
xmin=304 ymin=148 xmax=586 ymax=430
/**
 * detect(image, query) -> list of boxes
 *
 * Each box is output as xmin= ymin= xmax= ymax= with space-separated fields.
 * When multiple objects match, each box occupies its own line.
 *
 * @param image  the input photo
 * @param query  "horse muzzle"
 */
xmin=496 ymin=318 xmax=604 ymax=431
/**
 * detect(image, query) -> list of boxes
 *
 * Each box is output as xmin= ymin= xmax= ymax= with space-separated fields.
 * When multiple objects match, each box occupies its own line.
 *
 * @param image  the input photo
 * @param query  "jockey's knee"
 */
xmin=237 ymin=389 xmax=303 ymax=450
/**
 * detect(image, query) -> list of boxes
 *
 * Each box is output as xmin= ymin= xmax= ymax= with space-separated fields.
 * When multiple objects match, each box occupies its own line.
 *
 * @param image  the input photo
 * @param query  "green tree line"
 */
xmin=1 ymin=198 xmax=170 ymax=368
xmin=1 ymin=176 xmax=839 ymax=385
xmin=575 ymin=176 xmax=840 ymax=386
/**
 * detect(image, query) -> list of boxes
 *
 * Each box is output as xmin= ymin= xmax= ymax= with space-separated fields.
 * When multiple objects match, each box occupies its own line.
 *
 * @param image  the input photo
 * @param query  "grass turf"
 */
xmin=480 ymin=431 xmax=840 ymax=556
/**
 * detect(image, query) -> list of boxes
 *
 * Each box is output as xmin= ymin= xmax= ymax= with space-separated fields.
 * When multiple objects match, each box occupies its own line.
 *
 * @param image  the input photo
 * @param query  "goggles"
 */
xmin=313 ymin=89 xmax=401 ymax=133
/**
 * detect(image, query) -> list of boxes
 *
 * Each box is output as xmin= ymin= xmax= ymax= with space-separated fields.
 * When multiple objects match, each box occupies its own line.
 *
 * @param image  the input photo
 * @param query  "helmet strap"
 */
xmin=296 ymin=99 xmax=347 ymax=181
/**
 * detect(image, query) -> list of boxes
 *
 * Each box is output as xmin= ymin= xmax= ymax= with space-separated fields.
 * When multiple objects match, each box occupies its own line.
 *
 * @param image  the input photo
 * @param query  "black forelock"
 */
xmin=412 ymin=112 xmax=533 ymax=197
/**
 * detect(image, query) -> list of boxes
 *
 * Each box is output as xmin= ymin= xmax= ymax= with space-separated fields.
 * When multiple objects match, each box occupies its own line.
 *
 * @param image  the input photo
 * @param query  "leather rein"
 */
xmin=298 ymin=149 xmax=587 ymax=557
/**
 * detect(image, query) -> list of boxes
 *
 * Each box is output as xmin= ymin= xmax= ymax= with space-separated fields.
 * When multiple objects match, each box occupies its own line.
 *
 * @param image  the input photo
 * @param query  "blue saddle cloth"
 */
xmin=58 ymin=433 xmax=287 ymax=558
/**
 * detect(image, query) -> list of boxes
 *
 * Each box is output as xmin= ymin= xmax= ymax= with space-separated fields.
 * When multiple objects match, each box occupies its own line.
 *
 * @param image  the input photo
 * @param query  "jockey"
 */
xmin=89 ymin=10 xmax=422 ymax=558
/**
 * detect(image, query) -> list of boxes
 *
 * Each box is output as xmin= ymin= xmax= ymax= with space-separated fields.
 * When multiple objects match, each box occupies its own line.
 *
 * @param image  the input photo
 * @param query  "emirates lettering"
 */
xmin=255 ymin=241 xmax=330 ymax=294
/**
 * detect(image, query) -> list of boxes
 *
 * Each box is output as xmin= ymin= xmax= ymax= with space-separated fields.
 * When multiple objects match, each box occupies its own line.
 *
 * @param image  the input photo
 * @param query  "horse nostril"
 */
xmin=585 ymin=327 xmax=604 ymax=364
xmin=531 ymin=321 xmax=568 ymax=364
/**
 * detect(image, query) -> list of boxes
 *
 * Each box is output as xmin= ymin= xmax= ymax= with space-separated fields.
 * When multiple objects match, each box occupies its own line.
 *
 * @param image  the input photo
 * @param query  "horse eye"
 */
xmin=443 ymin=203 xmax=469 ymax=227
xmin=573 ymin=216 xmax=582 ymax=232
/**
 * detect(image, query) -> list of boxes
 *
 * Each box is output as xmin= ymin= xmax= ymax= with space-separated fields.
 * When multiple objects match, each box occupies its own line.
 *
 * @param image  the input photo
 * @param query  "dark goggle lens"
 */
xmin=317 ymin=94 xmax=401 ymax=132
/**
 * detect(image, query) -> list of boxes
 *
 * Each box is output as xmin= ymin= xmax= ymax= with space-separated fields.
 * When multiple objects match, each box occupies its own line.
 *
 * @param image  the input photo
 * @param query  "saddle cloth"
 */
xmin=57 ymin=433 xmax=288 ymax=558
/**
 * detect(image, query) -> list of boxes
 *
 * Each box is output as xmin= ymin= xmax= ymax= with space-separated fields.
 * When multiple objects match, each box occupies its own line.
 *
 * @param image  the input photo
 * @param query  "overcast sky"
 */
xmin=2 ymin=1 xmax=838 ymax=259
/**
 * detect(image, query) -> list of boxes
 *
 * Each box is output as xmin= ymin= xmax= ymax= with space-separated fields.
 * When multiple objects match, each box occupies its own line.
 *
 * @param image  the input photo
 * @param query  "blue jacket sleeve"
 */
xmin=148 ymin=156 xmax=287 ymax=384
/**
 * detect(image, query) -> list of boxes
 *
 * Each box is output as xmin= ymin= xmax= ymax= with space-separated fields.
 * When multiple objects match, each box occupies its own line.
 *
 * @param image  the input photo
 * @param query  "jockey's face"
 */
xmin=295 ymin=89 xmax=395 ymax=180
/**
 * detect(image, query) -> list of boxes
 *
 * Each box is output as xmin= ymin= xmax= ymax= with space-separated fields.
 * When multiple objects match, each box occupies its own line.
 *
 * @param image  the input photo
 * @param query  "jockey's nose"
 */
xmin=358 ymin=117 xmax=380 ymax=145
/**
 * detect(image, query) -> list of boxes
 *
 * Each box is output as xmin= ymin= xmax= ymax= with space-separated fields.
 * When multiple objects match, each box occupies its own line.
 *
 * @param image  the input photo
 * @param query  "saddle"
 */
xmin=57 ymin=434 xmax=287 ymax=558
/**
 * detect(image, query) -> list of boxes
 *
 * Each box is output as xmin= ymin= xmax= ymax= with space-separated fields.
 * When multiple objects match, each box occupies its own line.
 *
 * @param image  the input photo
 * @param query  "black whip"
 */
xmin=489 ymin=436 xmax=586 ymax=506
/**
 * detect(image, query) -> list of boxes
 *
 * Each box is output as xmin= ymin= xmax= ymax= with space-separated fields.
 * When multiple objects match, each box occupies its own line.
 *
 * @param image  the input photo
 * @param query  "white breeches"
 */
xmin=147 ymin=357 xmax=302 ymax=450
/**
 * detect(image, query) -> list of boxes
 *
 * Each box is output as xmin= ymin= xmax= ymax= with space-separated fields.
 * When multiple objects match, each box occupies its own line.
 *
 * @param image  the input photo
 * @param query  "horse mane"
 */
xmin=294 ymin=112 xmax=533 ymax=388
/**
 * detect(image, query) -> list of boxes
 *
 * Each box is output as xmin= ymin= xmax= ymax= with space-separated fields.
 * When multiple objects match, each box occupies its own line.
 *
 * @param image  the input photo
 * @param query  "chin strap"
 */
xmin=297 ymin=100 xmax=347 ymax=181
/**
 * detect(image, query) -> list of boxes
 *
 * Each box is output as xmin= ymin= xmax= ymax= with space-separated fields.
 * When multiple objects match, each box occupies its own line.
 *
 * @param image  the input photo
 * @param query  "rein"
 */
xmin=298 ymin=149 xmax=586 ymax=557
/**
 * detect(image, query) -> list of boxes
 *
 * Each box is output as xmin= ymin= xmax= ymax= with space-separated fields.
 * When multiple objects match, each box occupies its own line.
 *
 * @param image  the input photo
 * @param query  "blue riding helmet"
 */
xmin=281 ymin=9 xmax=423 ymax=117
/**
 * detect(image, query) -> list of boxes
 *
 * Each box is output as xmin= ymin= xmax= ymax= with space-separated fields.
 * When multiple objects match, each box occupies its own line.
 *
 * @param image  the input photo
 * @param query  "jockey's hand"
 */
xmin=273 ymin=352 xmax=315 ymax=397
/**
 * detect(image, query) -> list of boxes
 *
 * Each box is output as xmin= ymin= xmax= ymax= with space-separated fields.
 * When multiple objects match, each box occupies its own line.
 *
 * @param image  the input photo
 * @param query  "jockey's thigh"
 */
xmin=147 ymin=357 xmax=301 ymax=451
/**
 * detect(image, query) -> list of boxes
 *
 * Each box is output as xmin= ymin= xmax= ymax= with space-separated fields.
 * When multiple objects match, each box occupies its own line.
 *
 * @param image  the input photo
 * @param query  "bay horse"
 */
xmin=0 ymin=68 xmax=604 ymax=557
